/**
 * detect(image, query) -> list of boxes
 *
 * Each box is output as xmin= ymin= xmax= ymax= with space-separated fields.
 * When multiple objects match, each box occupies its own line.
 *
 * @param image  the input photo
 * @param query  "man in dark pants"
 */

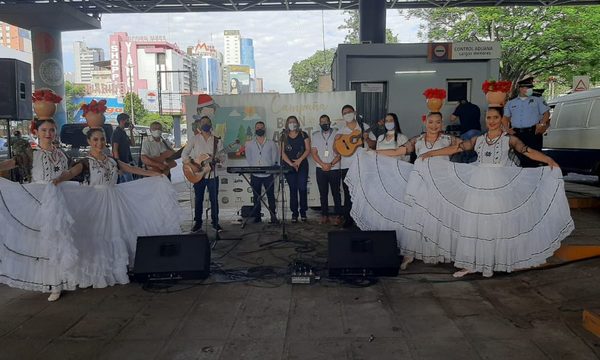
xmin=111 ymin=113 xmax=136 ymax=182
xmin=311 ymin=115 xmax=342 ymax=225
xmin=503 ymin=76 xmax=550 ymax=167
xmin=451 ymin=98 xmax=481 ymax=163
xmin=244 ymin=121 xmax=279 ymax=224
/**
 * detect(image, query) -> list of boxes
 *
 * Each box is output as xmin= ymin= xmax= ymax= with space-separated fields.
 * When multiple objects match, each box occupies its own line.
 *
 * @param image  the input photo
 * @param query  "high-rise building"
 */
xmin=74 ymin=41 xmax=104 ymax=84
xmin=240 ymin=38 xmax=255 ymax=73
xmin=109 ymin=32 xmax=192 ymax=114
xmin=0 ymin=22 xmax=31 ymax=52
xmin=223 ymin=30 xmax=241 ymax=65
xmin=188 ymin=42 xmax=223 ymax=95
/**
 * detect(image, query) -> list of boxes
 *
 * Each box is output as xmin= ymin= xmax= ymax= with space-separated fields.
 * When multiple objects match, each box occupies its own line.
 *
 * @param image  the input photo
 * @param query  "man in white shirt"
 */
xmin=245 ymin=121 xmax=279 ymax=224
xmin=140 ymin=121 xmax=175 ymax=178
xmin=336 ymin=104 xmax=376 ymax=228
xmin=311 ymin=114 xmax=342 ymax=225
xmin=182 ymin=116 xmax=225 ymax=233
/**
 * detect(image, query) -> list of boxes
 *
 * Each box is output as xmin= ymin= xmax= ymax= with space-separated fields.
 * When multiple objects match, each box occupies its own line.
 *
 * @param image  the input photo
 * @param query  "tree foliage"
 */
xmin=406 ymin=6 xmax=600 ymax=89
xmin=138 ymin=113 xmax=173 ymax=132
xmin=123 ymin=92 xmax=148 ymax=122
xmin=64 ymin=81 xmax=86 ymax=123
xmin=289 ymin=48 xmax=336 ymax=93
xmin=338 ymin=10 xmax=399 ymax=44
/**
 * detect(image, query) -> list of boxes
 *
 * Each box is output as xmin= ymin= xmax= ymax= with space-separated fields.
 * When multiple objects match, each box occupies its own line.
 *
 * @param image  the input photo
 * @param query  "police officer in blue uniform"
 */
xmin=502 ymin=76 xmax=550 ymax=167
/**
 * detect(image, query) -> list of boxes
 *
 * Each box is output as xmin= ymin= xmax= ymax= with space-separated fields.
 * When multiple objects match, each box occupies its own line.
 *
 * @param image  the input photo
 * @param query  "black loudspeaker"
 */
xmin=132 ymin=233 xmax=211 ymax=282
xmin=60 ymin=123 xmax=114 ymax=147
xmin=0 ymin=59 xmax=32 ymax=120
xmin=328 ymin=230 xmax=400 ymax=277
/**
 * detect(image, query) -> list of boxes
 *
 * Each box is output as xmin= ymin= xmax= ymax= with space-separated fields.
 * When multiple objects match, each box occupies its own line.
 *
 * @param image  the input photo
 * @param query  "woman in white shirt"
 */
xmin=375 ymin=113 xmax=410 ymax=162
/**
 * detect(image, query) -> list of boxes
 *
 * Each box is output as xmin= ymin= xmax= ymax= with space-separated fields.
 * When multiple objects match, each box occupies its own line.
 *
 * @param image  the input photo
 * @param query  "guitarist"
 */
xmin=140 ymin=121 xmax=176 ymax=179
xmin=182 ymin=116 xmax=225 ymax=233
xmin=336 ymin=104 xmax=376 ymax=228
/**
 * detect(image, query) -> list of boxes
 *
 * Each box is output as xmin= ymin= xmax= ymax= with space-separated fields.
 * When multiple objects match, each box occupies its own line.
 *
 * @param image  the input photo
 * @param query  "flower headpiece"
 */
xmin=482 ymin=80 xmax=512 ymax=94
xmin=80 ymin=99 xmax=107 ymax=115
xmin=32 ymin=89 xmax=62 ymax=103
xmin=423 ymin=88 xmax=447 ymax=100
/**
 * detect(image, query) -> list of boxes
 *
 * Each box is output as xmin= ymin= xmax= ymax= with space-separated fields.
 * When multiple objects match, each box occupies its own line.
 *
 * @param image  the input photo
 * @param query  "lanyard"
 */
xmin=321 ymin=130 xmax=332 ymax=147
xmin=256 ymin=138 xmax=267 ymax=164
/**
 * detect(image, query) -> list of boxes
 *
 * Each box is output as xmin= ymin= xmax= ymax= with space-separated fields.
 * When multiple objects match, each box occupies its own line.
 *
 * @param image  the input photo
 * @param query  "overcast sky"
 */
xmin=61 ymin=10 xmax=422 ymax=93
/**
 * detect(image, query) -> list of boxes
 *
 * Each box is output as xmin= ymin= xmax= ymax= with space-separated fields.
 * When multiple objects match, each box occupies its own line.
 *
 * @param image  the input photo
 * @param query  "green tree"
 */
xmin=289 ymin=48 xmax=336 ymax=93
xmin=338 ymin=10 xmax=399 ymax=44
xmin=138 ymin=113 xmax=173 ymax=132
xmin=64 ymin=81 xmax=86 ymax=123
xmin=123 ymin=92 xmax=148 ymax=122
xmin=407 ymin=6 xmax=600 ymax=90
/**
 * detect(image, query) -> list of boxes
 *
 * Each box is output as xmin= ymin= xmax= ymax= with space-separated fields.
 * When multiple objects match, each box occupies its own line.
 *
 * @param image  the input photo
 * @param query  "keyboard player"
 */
xmin=244 ymin=121 xmax=280 ymax=224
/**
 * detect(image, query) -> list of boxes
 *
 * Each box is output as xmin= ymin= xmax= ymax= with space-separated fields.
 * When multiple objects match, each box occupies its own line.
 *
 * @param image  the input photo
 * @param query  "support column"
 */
xmin=31 ymin=27 xmax=66 ymax=130
xmin=359 ymin=0 xmax=386 ymax=44
xmin=173 ymin=114 xmax=181 ymax=148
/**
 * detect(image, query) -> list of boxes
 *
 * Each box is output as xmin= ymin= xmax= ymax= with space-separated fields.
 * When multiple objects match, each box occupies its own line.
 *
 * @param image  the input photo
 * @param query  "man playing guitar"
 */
xmin=140 ymin=121 xmax=177 ymax=178
xmin=182 ymin=116 xmax=225 ymax=233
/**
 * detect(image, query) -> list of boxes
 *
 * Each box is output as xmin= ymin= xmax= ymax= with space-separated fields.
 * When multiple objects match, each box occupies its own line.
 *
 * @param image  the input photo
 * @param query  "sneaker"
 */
xmin=47 ymin=291 xmax=61 ymax=302
xmin=212 ymin=224 xmax=223 ymax=233
xmin=291 ymin=217 xmax=298 ymax=223
xmin=269 ymin=217 xmax=280 ymax=225
xmin=301 ymin=217 xmax=308 ymax=222
xmin=191 ymin=221 xmax=202 ymax=232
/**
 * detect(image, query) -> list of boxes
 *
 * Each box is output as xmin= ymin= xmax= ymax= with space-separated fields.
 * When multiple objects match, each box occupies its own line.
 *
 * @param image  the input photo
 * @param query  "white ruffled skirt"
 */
xmin=345 ymin=153 xmax=575 ymax=276
xmin=0 ymin=176 xmax=183 ymax=292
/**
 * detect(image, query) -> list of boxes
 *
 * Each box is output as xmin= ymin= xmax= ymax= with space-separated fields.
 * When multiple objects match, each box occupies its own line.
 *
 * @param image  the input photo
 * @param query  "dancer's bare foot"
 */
xmin=452 ymin=268 xmax=475 ymax=278
xmin=400 ymin=256 xmax=414 ymax=270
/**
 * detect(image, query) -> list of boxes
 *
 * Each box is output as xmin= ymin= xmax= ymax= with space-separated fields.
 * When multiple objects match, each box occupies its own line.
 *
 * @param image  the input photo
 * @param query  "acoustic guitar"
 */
xmin=333 ymin=127 xmax=373 ymax=157
xmin=183 ymin=139 xmax=240 ymax=184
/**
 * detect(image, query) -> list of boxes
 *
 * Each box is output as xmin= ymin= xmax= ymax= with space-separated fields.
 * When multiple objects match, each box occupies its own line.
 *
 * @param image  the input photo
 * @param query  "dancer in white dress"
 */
xmin=0 ymin=119 xmax=75 ymax=301
xmin=420 ymin=106 xmax=571 ymax=277
xmin=375 ymin=113 xmax=410 ymax=163
xmin=374 ymin=112 xmax=460 ymax=269
xmin=53 ymin=127 xmax=182 ymax=268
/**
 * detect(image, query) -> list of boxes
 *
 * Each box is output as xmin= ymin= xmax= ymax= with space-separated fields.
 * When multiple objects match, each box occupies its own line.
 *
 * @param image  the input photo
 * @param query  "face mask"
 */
xmin=288 ymin=123 xmax=298 ymax=131
xmin=320 ymin=123 xmax=330 ymax=132
xmin=525 ymin=88 xmax=533 ymax=97
xmin=151 ymin=130 xmax=162 ymax=138
xmin=201 ymin=124 xmax=212 ymax=132
xmin=343 ymin=113 xmax=355 ymax=123
xmin=255 ymin=129 xmax=265 ymax=137
xmin=385 ymin=123 xmax=395 ymax=131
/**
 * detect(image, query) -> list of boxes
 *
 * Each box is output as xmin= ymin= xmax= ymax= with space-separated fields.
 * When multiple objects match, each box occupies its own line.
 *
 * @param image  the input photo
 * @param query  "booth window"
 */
xmin=447 ymin=80 xmax=471 ymax=103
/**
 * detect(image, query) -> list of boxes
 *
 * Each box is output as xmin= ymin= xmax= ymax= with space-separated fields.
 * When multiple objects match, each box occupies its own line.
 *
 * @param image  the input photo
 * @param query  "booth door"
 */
xmin=350 ymin=81 xmax=388 ymax=127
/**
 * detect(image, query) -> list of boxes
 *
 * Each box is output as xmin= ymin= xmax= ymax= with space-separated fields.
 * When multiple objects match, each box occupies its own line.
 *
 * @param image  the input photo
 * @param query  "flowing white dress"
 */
xmin=62 ymin=156 xmax=184 ymax=279
xmin=0 ymin=149 xmax=79 ymax=293
xmin=346 ymin=133 xmax=574 ymax=275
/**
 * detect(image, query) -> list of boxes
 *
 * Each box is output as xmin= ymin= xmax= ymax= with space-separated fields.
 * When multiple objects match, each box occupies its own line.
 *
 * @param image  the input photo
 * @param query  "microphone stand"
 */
xmin=260 ymin=130 xmax=291 ymax=247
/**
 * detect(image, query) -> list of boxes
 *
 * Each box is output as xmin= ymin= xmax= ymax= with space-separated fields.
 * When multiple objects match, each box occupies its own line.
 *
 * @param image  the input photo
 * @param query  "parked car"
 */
xmin=543 ymin=88 xmax=600 ymax=177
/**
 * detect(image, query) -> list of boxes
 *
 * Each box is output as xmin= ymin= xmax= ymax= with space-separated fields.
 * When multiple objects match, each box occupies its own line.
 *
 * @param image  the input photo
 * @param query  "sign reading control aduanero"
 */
xmin=428 ymin=41 xmax=501 ymax=61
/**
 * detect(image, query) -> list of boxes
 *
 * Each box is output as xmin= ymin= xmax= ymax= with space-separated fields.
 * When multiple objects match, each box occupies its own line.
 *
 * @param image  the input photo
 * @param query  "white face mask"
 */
xmin=343 ymin=113 xmax=355 ymax=123
xmin=288 ymin=123 xmax=298 ymax=131
xmin=385 ymin=122 xmax=395 ymax=131
xmin=151 ymin=130 xmax=162 ymax=138
xmin=525 ymin=88 xmax=533 ymax=97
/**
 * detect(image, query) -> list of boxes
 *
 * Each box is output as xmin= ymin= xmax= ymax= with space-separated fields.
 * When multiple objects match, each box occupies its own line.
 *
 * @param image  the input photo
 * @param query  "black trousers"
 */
xmin=341 ymin=168 xmax=352 ymax=219
xmin=250 ymin=174 xmax=277 ymax=219
xmin=315 ymin=168 xmax=342 ymax=216
xmin=514 ymin=126 xmax=543 ymax=168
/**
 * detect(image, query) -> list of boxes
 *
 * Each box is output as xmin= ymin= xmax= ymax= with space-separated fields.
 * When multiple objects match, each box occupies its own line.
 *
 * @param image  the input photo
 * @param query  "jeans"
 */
xmin=193 ymin=177 xmax=219 ymax=226
xmin=118 ymin=172 xmax=134 ymax=184
xmin=250 ymin=175 xmax=277 ymax=219
xmin=341 ymin=168 xmax=352 ymax=219
xmin=315 ymin=168 xmax=342 ymax=216
xmin=458 ymin=129 xmax=481 ymax=163
xmin=285 ymin=166 xmax=308 ymax=218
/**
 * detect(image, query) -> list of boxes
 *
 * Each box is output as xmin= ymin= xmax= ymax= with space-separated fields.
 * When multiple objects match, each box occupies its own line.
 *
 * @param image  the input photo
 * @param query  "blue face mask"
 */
xmin=201 ymin=124 xmax=212 ymax=132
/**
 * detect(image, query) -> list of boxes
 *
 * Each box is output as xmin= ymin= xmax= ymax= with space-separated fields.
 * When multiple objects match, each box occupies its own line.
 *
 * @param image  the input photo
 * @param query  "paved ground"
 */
xmin=1 ymin=182 xmax=600 ymax=360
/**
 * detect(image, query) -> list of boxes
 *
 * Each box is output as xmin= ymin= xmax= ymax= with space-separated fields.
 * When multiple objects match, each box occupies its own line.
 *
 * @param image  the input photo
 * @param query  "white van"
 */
xmin=543 ymin=88 xmax=600 ymax=176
